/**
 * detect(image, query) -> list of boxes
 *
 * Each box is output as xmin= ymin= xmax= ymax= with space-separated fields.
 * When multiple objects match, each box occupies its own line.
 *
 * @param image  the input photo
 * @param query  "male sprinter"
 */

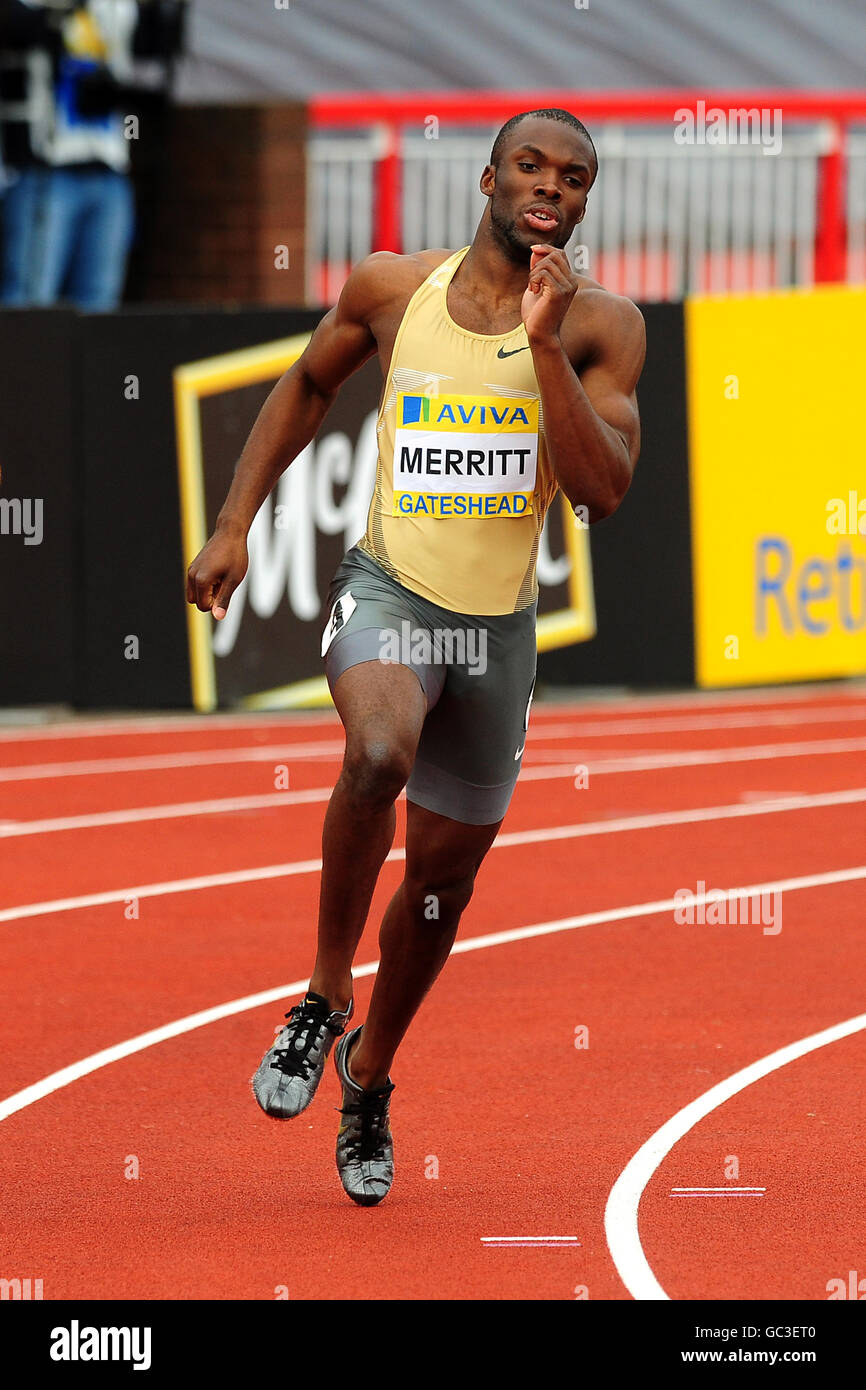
xmin=186 ymin=109 xmax=645 ymax=1206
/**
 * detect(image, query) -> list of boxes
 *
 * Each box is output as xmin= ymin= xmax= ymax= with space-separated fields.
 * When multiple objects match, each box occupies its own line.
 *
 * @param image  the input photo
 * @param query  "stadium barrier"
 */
xmin=308 ymin=91 xmax=866 ymax=305
xmin=1 ymin=288 xmax=863 ymax=710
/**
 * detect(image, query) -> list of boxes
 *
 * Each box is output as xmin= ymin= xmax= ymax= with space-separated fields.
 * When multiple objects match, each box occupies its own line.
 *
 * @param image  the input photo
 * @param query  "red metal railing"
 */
xmin=310 ymin=90 xmax=866 ymax=285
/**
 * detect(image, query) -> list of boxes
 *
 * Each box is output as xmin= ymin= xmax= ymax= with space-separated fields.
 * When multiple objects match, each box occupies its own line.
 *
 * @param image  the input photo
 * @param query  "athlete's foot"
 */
xmin=251 ymin=992 xmax=353 ymax=1119
xmin=343 ymin=1032 xmax=391 ymax=1091
xmin=307 ymin=975 xmax=353 ymax=1016
xmin=334 ymin=1026 xmax=395 ymax=1206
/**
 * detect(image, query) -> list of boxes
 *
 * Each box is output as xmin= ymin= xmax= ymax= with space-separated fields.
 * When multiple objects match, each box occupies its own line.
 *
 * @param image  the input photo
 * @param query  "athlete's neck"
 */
xmin=454 ymin=221 xmax=531 ymax=309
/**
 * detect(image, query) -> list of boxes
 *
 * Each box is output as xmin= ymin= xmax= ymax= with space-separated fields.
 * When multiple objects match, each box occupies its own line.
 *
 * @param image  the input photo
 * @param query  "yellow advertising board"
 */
xmin=686 ymin=286 xmax=866 ymax=687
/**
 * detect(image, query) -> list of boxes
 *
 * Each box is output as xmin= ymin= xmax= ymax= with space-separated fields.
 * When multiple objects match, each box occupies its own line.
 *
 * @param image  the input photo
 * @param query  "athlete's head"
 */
xmin=481 ymin=109 xmax=597 ymax=264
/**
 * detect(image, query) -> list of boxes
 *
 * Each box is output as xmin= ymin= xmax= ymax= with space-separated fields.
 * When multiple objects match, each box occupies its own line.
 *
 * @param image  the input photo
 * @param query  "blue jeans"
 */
xmin=1 ymin=166 xmax=134 ymax=310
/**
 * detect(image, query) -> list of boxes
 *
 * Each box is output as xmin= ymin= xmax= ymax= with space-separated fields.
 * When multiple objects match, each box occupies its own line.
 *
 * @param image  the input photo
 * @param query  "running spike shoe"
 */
xmin=252 ymin=991 xmax=353 ymax=1119
xmin=333 ymin=1025 xmax=395 ymax=1206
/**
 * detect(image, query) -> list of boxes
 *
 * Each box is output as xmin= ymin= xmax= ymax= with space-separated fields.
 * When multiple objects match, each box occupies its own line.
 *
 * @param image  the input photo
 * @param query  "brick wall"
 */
xmin=130 ymin=104 xmax=307 ymax=305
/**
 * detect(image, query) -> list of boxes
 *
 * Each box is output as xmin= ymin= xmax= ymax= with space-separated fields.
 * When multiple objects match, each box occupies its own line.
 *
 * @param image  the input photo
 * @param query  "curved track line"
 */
xmin=604 ymin=1011 xmax=866 ymax=1301
xmin=1 ymin=869 xmax=864 ymax=1125
xmin=3 ymin=789 xmax=866 ymax=923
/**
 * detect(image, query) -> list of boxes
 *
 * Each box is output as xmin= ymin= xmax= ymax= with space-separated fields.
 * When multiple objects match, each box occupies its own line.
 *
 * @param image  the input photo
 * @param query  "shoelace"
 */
xmin=338 ymin=1083 xmax=395 ymax=1162
xmin=270 ymin=1000 xmax=342 ymax=1080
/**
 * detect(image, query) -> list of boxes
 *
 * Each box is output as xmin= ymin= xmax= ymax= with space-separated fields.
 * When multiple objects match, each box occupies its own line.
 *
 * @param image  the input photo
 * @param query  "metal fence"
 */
xmin=307 ymin=93 xmax=866 ymax=305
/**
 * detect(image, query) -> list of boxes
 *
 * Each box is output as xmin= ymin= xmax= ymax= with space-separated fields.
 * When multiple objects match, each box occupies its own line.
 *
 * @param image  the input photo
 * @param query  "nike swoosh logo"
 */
xmin=497 ymin=345 xmax=530 ymax=359
xmin=514 ymin=742 xmax=526 ymax=760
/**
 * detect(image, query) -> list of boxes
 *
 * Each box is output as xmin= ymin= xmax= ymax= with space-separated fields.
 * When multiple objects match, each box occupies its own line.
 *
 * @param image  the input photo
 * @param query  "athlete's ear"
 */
xmin=480 ymin=163 xmax=495 ymax=198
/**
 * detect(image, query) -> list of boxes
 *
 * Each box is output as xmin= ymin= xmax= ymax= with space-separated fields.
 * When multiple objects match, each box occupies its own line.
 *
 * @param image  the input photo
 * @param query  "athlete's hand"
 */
xmin=521 ymin=245 xmax=579 ymax=344
xmin=185 ymin=524 xmax=249 ymax=620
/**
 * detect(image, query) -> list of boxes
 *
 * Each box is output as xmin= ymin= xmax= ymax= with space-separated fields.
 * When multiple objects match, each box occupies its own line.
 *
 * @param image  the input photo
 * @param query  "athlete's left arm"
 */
xmin=523 ymin=247 xmax=646 ymax=523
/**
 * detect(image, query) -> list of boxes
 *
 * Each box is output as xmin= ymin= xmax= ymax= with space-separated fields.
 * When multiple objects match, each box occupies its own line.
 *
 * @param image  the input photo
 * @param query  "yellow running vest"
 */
xmin=357 ymin=246 xmax=559 ymax=615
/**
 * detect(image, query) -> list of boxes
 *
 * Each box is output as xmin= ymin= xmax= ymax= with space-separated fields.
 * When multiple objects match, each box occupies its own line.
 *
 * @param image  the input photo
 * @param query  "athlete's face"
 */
xmin=482 ymin=119 xmax=596 ymax=265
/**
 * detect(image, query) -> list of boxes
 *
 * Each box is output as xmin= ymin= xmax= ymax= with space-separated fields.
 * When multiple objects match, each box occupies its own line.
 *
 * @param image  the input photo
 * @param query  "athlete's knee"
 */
xmin=342 ymin=736 xmax=413 ymax=809
xmin=404 ymin=862 xmax=477 ymax=924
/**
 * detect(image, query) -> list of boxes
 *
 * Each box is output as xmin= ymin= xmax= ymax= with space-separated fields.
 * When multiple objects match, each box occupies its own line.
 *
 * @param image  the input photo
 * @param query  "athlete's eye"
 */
xmin=517 ymin=162 xmax=537 ymax=172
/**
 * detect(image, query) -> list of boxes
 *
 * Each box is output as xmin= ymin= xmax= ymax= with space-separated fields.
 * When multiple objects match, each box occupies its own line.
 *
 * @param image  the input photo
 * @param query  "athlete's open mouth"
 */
xmin=523 ymin=206 xmax=560 ymax=233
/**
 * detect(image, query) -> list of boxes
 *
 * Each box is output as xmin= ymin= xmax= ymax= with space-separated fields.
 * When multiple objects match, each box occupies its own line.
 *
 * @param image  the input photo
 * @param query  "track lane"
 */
xmin=0 ymin=875 xmax=862 ymax=1300
xmin=2 ymin=794 xmax=863 ymax=1099
xmin=2 ymin=688 xmax=863 ymax=1299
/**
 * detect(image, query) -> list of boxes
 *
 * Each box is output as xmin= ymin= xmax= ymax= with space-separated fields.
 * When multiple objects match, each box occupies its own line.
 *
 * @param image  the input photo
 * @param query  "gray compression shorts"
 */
xmin=321 ymin=545 xmax=537 ymax=826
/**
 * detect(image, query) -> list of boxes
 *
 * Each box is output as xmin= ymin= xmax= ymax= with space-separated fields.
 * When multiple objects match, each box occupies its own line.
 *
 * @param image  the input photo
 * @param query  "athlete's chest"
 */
xmin=444 ymin=279 xmax=525 ymax=336
xmin=386 ymin=303 xmax=540 ymax=397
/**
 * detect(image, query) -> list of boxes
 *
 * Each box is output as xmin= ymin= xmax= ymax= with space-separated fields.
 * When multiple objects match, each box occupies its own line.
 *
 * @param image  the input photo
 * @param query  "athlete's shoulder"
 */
xmin=564 ymin=276 xmax=646 ymax=364
xmin=334 ymin=248 xmax=457 ymax=327
xmin=574 ymin=276 xmax=645 ymax=330
xmin=341 ymin=247 xmax=456 ymax=308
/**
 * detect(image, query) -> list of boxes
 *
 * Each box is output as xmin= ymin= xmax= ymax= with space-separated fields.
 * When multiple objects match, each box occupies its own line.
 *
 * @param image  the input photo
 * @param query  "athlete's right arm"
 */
xmin=186 ymin=254 xmax=392 ymax=618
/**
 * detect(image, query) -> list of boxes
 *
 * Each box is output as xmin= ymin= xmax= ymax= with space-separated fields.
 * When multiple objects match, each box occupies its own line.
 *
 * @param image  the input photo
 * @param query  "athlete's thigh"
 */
xmin=322 ymin=545 xmax=444 ymax=760
xmin=331 ymin=658 xmax=426 ymax=762
xmin=407 ymin=603 xmax=537 ymax=826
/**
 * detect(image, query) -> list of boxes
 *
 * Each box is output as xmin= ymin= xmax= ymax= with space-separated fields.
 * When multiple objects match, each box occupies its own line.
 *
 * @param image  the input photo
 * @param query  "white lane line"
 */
xmin=0 ymin=858 xmax=326 ymax=923
xmin=605 ymin=1012 xmax=866 ymax=1301
xmin=3 ymin=718 xmax=866 ymax=789
xmin=527 ymin=706 xmax=866 ymax=740
xmin=669 ymin=1189 xmax=765 ymax=1197
xmin=0 ymin=711 xmax=341 ymax=742
xmin=1 ymin=682 xmax=861 ymax=743
xmin=4 ymin=712 xmax=866 ymax=781
xmin=520 ymin=735 xmax=866 ymax=779
xmin=0 ymin=739 xmax=861 ymax=834
xmin=0 ymin=742 xmax=346 ymax=783
xmin=1 ymin=867 xmax=863 ymax=1127
xmin=0 ymin=788 xmax=338 ymax=838
xmin=3 ymin=787 xmax=866 ymax=922
xmin=481 ymin=1237 xmax=580 ymax=1246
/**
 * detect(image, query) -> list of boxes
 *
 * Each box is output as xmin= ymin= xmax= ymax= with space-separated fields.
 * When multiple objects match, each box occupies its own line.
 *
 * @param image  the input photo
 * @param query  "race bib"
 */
xmin=392 ymin=392 xmax=538 ymax=519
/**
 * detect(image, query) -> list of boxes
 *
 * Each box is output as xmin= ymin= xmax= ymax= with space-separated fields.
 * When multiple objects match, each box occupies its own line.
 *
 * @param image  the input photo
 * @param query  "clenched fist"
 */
xmin=185 ymin=525 xmax=248 ymax=620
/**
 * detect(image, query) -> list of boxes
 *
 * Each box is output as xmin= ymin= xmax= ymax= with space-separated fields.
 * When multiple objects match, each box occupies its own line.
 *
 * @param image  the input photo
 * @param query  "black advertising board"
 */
xmin=174 ymin=333 xmax=597 ymax=710
xmin=0 ymin=303 xmax=692 ymax=710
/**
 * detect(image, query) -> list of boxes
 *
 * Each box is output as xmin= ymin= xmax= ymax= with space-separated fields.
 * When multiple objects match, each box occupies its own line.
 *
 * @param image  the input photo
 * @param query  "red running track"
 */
xmin=1 ymin=684 xmax=865 ymax=1300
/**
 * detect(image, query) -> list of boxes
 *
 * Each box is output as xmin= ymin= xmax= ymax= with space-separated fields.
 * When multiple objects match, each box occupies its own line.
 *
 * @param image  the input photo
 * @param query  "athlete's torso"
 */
xmin=359 ymin=246 xmax=560 ymax=615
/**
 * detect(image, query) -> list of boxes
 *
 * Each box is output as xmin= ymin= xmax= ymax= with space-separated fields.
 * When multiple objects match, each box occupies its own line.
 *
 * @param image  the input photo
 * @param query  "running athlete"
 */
xmin=186 ymin=108 xmax=645 ymax=1206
